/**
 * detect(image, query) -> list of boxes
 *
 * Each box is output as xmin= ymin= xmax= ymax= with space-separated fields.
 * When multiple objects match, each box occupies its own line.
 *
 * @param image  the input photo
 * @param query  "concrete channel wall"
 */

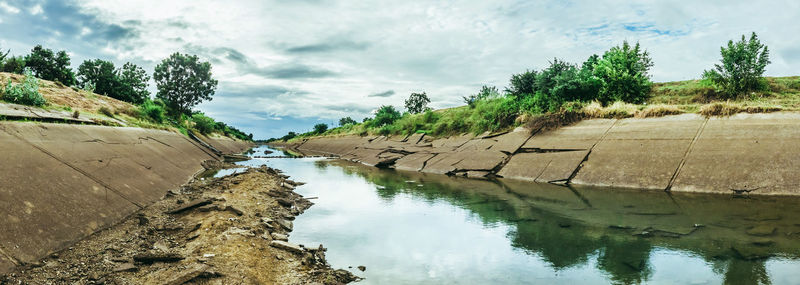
xmin=0 ymin=122 xmax=253 ymax=273
xmin=276 ymin=112 xmax=800 ymax=196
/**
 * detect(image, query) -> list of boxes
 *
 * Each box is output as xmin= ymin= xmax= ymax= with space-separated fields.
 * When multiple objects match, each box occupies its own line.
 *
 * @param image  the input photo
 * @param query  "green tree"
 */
xmin=373 ymin=105 xmax=402 ymax=126
xmin=1 ymin=56 xmax=26 ymax=74
xmin=117 ymin=62 xmax=150 ymax=104
xmin=313 ymin=123 xmax=328 ymax=134
xmin=404 ymin=92 xmax=431 ymax=114
xmin=24 ymin=45 xmax=77 ymax=86
xmin=339 ymin=116 xmax=357 ymax=126
xmin=0 ymin=47 xmax=9 ymax=67
xmin=153 ymin=53 xmax=218 ymax=116
xmin=505 ymin=70 xmax=538 ymax=97
xmin=702 ymin=32 xmax=770 ymax=97
xmin=191 ymin=113 xmax=217 ymax=134
xmin=463 ymin=85 xmax=499 ymax=107
xmin=592 ymin=41 xmax=653 ymax=104
xmin=77 ymin=59 xmax=118 ymax=96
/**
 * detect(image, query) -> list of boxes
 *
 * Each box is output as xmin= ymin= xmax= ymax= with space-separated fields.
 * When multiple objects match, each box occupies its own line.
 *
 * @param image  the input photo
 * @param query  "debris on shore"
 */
xmin=2 ymin=165 xmax=360 ymax=284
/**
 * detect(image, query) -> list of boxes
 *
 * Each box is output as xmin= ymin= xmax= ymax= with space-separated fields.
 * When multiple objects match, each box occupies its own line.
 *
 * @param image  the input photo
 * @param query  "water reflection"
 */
xmin=249 ymin=146 xmax=800 ymax=284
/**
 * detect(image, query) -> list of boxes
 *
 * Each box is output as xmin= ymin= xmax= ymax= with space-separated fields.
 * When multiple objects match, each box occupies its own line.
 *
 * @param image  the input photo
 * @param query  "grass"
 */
xmin=284 ymin=76 xmax=800 ymax=142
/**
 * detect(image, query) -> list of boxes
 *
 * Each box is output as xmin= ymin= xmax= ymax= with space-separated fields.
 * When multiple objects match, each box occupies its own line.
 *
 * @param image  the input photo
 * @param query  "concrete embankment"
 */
xmin=274 ymin=112 xmax=800 ymax=196
xmin=0 ymin=122 xmax=252 ymax=273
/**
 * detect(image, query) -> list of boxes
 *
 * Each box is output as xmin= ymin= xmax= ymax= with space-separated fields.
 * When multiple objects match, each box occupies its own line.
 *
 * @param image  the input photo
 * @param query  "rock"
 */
xmin=133 ymin=252 xmax=184 ymax=264
xmin=752 ymin=239 xmax=775 ymax=246
xmin=746 ymin=225 xmax=776 ymax=236
xmin=224 ymin=205 xmax=244 ymax=216
xmin=164 ymin=263 xmax=211 ymax=285
xmin=153 ymin=241 xmax=170 ymax=252
xmin=357 ymin=265 xmax=366 ymax=272
xmin=166 ymin=199 xmax=213 ymax=214
xmin=271 ymin=233 xmax=288 ymax=241
xmin=277 ymin=219 xmax=293 ymax=231
xmin=112 ymin=262 xmax=137 ymax=272
xmin=270 ymin=240 xmax=304 ymax=254
xmin=276 ymin=198 xmax=293 ymax=207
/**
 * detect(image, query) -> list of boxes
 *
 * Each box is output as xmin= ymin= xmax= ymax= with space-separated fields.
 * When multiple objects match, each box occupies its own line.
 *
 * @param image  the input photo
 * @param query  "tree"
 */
xmin=77 ymin=59 xmax=118 ymax=96
xmin=117 ymin=62 xmax=151 ymax=104
xmin=703 ymin=32 xmax=770 ymax=97
xmin=463 ymin=85 xmax=499 ymax=107
xmin=373 ymin=105 xmax=401 ymax=126
xmin=505 ymin=69 xmax=538 ymax=97
xmin=0 ymin=47 xmax=9 ymax=66
xmin=281 ymin=131 xmax=297 ymax=141
xmin=592 ymin=41 xmax=653 ymax=104
xmin=1 ymin=56 xmax=26 ymax=74
xmin=24 ymin=45 xmax=77 ymax=86
xmin=313 ymin=123 xmax=328 ymax=134
xmin=404 ymin=92 xmax=431 ymax=114
xmin=153 ymin=52 xmax=218 ymax=116
xmin=339 ymin=116 xmax=357 ymax=126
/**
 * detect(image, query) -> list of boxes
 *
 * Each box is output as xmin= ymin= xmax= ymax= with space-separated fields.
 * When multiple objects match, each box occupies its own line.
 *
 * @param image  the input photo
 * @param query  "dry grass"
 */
xmin=0 ymin=72 xmax=134 ymax=113
xmin=635 ymin=104 xmax=683 ymax=118
xmin=699 ymin=101 xmax=784 ymax=117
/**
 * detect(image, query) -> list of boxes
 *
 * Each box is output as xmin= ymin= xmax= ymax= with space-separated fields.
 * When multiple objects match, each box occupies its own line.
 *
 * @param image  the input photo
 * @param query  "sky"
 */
xmin=1 ymin=0 xmax=799 ymax=139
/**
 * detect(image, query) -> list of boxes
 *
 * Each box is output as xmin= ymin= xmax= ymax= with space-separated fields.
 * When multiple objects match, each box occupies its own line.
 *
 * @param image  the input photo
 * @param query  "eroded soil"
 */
xmin=1 ymin=165 xmax=359 ymax=284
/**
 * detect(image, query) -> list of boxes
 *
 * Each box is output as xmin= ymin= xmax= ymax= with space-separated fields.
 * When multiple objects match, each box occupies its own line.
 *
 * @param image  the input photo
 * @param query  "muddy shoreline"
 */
xmin=1 ymin=164 xmax=359 ymax=284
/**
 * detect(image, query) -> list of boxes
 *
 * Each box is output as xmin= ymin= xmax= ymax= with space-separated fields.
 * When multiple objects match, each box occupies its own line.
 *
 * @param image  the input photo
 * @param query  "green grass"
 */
xmin=281 ymin=76 xmax=800 ymax=142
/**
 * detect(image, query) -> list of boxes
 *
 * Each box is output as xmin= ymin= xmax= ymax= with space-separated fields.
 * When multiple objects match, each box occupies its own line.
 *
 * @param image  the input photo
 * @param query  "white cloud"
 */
xmin=0 ymin=1 xmax=20 ymax=14
xmin=31 ymin=0 xmax=799 ymax=137
xmin=29 ymin=4 xmax=43 ymax=15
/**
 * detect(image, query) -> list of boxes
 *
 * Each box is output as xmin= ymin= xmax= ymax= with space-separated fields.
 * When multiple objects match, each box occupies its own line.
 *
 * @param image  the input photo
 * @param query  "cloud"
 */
xmin=29 ymin=4 xmax=42 ymax=15
xmin=368 ymin=90 xmax=395 ymax=97
xmin=3 ymin=0 xmax=800 ymax=139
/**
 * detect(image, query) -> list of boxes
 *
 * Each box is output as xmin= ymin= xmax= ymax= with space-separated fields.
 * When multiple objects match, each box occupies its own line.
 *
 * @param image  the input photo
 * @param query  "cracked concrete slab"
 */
xmin=0 ymin=128 xmax=139 ymax=266
xmin=672 ymin=112 xmax=800 ymax=195
xmin=497 ymin=151 xmax=589 ymax=183
xmin=572 ymin=114 xmax=705 ymax=190
xmin=394 ymin=153 xmax=436 ymax=172
xmin=523 ymin=119 xmax=615 ymax=150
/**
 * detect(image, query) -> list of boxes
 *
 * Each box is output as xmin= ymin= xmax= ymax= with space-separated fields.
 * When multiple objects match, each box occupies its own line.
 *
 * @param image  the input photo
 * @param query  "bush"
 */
xmin=191 ymin=113 xmax=217 ymax=134
xmin=505 ymin=70 xmax=537 ymax=97
xmin=313 ymin=123 xmax=328 ymax=134
xmin=593 ymin=41 xmax=653 ymax=104
xmin=404 ymin=92 xmax=431 ymax=114
xmin=3 ymin=68 xmax=45 ymax=106
xmin=98 ymin=106 xmax=114 ymax=117
xmin=702 ymin=32 xmax=770 ymax=98
xmin=372 ymin=105 xmax=402 ymax=126
xmin=463 ymin=85 xmax=499 ymax=107
xmin=139 ymin=100 xmax=165 ymax=123
xmin=468 ymin=97 xmax=519 ymax=133
xmin=339 ymin=116 xmax=357 ymax=126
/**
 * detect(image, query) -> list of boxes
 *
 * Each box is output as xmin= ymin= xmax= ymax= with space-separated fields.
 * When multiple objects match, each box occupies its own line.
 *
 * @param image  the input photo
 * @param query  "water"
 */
xmin=232 ymin=145 xmax=800 ymax=284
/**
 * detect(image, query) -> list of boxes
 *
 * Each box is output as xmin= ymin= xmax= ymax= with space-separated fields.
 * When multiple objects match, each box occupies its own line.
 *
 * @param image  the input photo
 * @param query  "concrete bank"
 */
xmin=273 ymin=112 xmax=800 ymax=196
xmin=0 ymin=121 xmax=253 ymax=273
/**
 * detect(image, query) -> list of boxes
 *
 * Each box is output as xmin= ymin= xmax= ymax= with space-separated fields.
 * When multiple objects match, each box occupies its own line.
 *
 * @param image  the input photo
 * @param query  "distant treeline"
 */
xmin=269 ymin=32 xmax=772 ymax=142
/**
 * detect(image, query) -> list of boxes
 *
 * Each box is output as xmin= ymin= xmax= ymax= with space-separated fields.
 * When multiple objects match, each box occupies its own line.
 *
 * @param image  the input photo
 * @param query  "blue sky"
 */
xmin=1 ymin=0 xmax=799 ymax=139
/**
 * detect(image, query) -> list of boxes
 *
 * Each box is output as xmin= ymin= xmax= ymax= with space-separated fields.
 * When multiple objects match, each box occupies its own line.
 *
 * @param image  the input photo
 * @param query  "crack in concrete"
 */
xmin=1 ymin=128 xmax=144 ymax=209
xmin=665 ymin=118 xmax=709 ymax=192
xmin=0 ymin=245 xmax=20 ymax=266
xmin=517 ymin=148 xmax=587 ymax=153
xmin=565 ymin=119 xmax=618 ymax=185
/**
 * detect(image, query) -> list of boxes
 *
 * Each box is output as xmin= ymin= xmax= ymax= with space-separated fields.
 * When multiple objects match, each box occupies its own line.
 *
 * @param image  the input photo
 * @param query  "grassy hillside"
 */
xmin=0 ymin=72 xmax=249 ymax=140
xmin=282 ymin=76 xmax=800 ymax=142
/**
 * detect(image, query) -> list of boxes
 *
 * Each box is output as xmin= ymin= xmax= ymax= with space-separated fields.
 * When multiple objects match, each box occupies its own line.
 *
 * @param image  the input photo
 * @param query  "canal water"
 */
xmin=228 ymin=145 xmax=800 ymax=284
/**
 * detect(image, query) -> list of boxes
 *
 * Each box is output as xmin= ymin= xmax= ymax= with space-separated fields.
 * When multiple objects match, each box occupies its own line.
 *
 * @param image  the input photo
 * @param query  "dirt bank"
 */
xmin=273 ymin=112 xmax=800 ymax=196
xmin=1 ymin=165 xmax=359 ymax=284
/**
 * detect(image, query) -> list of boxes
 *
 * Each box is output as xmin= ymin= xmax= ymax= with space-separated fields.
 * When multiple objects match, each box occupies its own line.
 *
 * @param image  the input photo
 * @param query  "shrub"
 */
xmin=3 ymin=68 xmax=46 ymax=106
xmin=404 ymin=92 xmax=431 ymax=114
xmin=313 ymin=123 xmax=328 ymax=134
xmin=468 ymin=97 xmax=519 ymax=133
xmin=372 ymin=105 xmax=402 ymax=126
xmin=191 ymin=113 xmax=217 ymax=134
xmin=98 ymin=106 xmax=114 ymax=117
xmin=339 ymin=116 xmax=357 ymax=126
xmin=1 ymin=56 xmax=25 ymax=74
xmin=463 ymin=85 xmax=499 ymax=107
xmin=139 ymin=100 xmax=165 ymax=123
xmin=702 ymin=32 xmax=770 ymax=98
xmin=505 ymin=69 xmax=537 ymax=97
xmin=593 ymin=41 xmax=653 ymax=104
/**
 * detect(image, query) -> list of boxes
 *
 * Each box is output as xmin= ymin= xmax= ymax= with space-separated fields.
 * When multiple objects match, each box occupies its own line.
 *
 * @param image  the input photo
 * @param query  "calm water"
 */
xmin=229 ymin=145 xmax=800 ymax=284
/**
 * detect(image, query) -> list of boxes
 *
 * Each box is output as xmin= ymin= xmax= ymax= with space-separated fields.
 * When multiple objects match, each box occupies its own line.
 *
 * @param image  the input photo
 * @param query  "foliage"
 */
xmin=98 ymin=106 xmax=114 ymax=117
xmin=139 ymin=100 xmax=165 ymax=123
xmin=313 ymin=123 xmax=329 ymax=134
xmin=505 ymin=69 xmax=537 ymax=97
xmin=371 ymin=105 xmax=402 ymax=127
xmin=339 ymin=116 xmax=357 ymax=126
xmin=154 ymin=53 xmax=218 ymax=116
xmin=404 ymin=92 xmax=431 ymax=114
xmin=77 ymin=59 xmax=118 ymax=96
xmin=24 ymin=45 xmax=77 ymax=86
xmin=117 ymin=62 xmax=151 ymax=104
xmin=463 ymin=85 xmax=499 ymax=107
xmin=702 ymin=32 xmax=770 ymax=97
xmin=592 ymin=41 xmax=653 ymax=104
xmin=1 ymin=56 xmax=26 ymax=74
xmin=191 ymin=113 xmax=217 ymax=134
xmin=468 ymin=97 xmax=520 ymax=133
xmin=281 ymin=131 xmax=298 ymax=141
xmin=2 ymin=68 xmax=45 ymax=106
xmin=0 ymin=47 xmax=8 ymax=63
